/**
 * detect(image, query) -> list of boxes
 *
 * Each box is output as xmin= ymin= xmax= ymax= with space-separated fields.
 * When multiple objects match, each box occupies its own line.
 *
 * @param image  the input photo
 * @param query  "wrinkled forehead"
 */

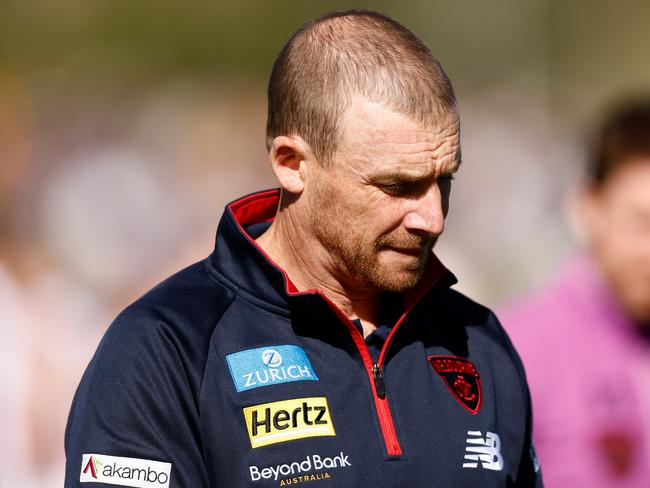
xmin=340 ymin=96 xmax=458 ymax=130
xmin=349 ymin=123 xmax=460 ymax=148
xmin=336 ymin=100 xmax=461 ymax=175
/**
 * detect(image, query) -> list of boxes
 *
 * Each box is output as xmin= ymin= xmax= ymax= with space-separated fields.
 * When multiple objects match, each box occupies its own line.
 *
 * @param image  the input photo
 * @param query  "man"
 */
xmin=500 ymin=101 xmax=650 ymax=487
xmin=65 ymin=10 xmax=542 ymax=487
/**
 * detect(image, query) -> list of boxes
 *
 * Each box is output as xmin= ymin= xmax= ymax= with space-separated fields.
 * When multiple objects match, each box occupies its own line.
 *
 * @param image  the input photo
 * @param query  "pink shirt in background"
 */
xmin=499 ymin=255 xmax=650 ymax=488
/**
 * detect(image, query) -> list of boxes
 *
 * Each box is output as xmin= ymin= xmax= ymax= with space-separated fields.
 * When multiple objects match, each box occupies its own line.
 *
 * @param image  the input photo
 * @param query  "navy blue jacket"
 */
xmin=65 ymin=189 xmax=543 ymax=487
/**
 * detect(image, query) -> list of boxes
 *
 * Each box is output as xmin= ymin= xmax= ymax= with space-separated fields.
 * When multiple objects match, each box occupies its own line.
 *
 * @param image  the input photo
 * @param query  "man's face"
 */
xmin=305 ymin=97 xmax=460 ymax=292
xmin=583 ymin=159 xmax=650 ymax=323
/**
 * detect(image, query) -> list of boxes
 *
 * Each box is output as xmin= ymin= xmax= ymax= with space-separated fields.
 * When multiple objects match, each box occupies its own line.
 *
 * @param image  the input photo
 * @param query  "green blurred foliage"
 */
xmin=1 ymin=0 xmax=650 ymax=109
xmin=0 ymin=0 xmax=549 ymax=92
xmin=0 ymin=1 xmax=391 ymax=87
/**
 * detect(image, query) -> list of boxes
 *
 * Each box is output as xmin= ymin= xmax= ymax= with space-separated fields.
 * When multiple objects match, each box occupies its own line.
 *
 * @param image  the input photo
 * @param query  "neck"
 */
xmin=256 ymin=209 xmax=382 ymax=336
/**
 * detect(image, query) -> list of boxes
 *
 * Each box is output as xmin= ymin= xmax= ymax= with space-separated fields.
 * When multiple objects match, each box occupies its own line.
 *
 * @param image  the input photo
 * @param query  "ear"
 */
xmin=269 ymin=135 xmax=312 ymax=194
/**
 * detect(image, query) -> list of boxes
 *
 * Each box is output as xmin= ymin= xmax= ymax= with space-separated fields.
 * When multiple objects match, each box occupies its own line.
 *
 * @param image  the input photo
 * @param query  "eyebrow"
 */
xmin=386 ymin=152 xmax=463 ymax=180
xmin=371 ymin=163 xmax=461 ymax=185
xmin=371 ymin=173 xmax=427 ymax=185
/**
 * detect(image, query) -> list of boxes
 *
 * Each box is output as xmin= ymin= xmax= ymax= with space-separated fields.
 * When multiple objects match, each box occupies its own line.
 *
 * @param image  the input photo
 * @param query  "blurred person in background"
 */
xmin=500 ymin=100 xmax=650 ymax=487
xmin=65 ymin=10 xmax=542 ymax=488
xmin=0 ymin=74 xmax=111 ymax=487
xmin=0 ymin=76 xmax=31 ymax=486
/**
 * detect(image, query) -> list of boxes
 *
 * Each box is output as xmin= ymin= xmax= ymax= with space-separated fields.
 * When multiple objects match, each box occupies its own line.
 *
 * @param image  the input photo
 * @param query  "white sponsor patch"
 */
xmin=80 ymin=453 xmax=171 ymax=488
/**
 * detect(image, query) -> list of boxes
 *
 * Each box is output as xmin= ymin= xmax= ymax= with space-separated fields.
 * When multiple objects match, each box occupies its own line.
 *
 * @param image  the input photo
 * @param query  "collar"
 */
xmin=210 ymin=189 xmax=456 ymax=316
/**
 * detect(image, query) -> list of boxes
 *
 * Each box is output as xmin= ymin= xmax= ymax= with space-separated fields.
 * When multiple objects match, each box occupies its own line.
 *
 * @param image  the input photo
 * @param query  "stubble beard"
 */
xmin=313 ymin=215 xmax=433 ymax=293
xmin=308 ymin=174 xmax=434 ymax=293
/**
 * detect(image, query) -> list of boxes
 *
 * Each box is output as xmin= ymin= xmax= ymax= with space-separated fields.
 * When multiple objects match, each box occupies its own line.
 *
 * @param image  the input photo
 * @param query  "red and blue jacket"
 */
xmin=65 ymin=189 xmax=543 ymax=487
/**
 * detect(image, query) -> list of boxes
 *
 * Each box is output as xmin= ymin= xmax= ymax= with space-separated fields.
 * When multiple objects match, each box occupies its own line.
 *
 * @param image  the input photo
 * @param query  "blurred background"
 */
xmin=1 ymin=0 xmax=650 ymax=485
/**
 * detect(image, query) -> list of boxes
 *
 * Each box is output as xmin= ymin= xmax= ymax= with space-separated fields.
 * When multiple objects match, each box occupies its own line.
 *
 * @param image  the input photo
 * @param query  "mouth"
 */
xmin=387 ymin=247 xmax=425 ymax=257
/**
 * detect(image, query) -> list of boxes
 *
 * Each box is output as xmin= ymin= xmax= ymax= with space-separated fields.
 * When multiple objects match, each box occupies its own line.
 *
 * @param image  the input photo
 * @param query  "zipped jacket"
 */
xmin=65 ymin=189 xmax=543 ymax=488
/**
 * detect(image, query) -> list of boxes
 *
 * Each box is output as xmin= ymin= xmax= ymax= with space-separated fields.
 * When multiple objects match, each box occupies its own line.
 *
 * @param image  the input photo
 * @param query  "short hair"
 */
xmin=589 ymin=99 xmax=650 ymax=185
xmin=266 ymin=9 xmax=457 ymax=165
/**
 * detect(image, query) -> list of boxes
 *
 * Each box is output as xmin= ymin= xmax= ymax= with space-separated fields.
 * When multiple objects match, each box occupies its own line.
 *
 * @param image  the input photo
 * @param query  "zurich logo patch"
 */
xmin=226 ymin=345 xmax=318 ymax=392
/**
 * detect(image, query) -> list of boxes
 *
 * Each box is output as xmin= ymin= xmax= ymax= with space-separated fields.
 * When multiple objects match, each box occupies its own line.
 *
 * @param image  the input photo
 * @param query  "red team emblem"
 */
xmin=428 ymin=356 xmax=482 ymax=414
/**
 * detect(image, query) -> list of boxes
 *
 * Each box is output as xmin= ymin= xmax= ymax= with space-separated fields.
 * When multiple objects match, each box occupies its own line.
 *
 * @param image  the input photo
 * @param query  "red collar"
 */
xmin=227 ymin=189 xmax=453 ymax=304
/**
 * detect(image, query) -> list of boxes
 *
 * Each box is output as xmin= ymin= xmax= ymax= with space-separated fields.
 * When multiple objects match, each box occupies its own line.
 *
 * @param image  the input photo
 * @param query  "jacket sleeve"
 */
xmin=505 ymin=327 xmax=545 ymax=487
xmin=488 ymin=311 xmax=544 ymax=488
xmin=64 ymin=308 xmax=209 ymax=488
xmin=513 ymin=392 xmax=544 ymax=488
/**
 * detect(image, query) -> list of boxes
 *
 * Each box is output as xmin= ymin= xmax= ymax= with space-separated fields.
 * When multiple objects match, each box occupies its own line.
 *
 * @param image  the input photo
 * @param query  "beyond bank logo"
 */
xmin=249 ymin=451 xmax=351 ymax=485
xmin=227 ymin=345 xmax=318 ymax=392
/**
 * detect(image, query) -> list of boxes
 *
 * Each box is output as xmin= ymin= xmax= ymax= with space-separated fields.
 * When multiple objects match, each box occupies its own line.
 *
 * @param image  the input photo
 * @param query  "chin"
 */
xmin=346 ymin=250 xmax=427 ymax=292
xmin=368 ymin=267 xmax=424 ymax=293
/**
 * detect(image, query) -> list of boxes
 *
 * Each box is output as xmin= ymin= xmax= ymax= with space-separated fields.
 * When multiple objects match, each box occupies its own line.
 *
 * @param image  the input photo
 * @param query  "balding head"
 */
xmin=266 ymin=10 xmax=457 ymax=166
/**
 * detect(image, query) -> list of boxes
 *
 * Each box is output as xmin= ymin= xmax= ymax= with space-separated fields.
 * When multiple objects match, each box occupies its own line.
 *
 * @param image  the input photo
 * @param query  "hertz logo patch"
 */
xmin=243 ymin=397 xmax=335 ymax=448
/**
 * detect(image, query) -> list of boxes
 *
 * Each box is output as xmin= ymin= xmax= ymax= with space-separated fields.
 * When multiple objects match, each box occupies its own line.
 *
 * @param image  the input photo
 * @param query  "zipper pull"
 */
xmin=372 ymin=363 xmax=386 ymax=399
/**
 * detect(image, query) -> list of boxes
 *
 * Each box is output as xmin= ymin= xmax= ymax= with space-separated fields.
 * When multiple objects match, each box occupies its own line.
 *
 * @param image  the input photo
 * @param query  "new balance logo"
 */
xmin=462 ymin=431 xmax=504 ymax=471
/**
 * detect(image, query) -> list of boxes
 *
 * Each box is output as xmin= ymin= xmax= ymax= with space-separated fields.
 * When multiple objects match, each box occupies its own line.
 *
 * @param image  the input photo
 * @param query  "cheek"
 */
xmin=345 ymin=187 xmax=399 ymax=226
xmin=319 ymin=172 xmax=408 ymax=236
xmin=593 ymin=220 xmax=650 ymax=293
xmin=365 ymin=196 xmax=410 ymax=236
xmin=313 ymin=181 xmax=369 ymax=237
xmin=593 ymin=216 xmax=633 ymax=261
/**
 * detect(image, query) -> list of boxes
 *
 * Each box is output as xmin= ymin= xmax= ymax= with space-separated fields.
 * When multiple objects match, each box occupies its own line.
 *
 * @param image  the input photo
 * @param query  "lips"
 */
xmin=388 ymin=247 xmax=424 ymax=256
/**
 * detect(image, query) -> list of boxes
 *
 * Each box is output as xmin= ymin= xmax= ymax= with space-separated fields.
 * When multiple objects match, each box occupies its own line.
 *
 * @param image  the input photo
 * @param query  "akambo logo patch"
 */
xmin=80 ymin=454 xmax=171 ymax=488
xmin=227 ymin=345 xmax=318 ymax=392
xmin=243 ymin=397 xmax=335 ymax=448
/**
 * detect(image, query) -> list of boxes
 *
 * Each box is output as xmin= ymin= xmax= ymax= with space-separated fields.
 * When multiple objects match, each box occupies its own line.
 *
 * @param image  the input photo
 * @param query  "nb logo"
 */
xmin=462 ymin=430 xmax=504 ymax=471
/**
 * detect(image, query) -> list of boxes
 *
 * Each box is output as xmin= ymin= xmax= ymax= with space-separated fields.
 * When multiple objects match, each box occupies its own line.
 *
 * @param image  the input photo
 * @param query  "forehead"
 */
xmin=336 ymin=97 xmax=460 ymax=177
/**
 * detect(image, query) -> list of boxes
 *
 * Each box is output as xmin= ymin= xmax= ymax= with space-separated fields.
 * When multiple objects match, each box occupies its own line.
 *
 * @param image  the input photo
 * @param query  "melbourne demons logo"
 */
xmin=428 ymin=356 xmax=482 ymax=414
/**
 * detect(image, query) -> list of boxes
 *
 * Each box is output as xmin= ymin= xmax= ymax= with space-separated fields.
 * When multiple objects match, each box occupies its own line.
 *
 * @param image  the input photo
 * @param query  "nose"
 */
xmin=402 ymin=183 xmax=447 ymax=237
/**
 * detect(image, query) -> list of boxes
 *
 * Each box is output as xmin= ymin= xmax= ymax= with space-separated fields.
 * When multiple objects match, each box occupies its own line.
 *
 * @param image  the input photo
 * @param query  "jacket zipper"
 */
xmin=318 ymin=292 xmax=409 ymax=457
xmin=372 ymin=363 xmax=386 ymax=398
xmin=347 ymin=319 xmax=403 ymax=456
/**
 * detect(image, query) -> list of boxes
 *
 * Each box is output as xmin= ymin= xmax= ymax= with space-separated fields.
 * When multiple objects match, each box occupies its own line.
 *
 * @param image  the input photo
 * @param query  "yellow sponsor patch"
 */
xmin=243 ymin=397 xmax=336 ymax=448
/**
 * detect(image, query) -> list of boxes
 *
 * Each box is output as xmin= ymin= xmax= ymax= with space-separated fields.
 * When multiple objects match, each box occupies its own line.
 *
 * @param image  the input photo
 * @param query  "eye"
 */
xmin=379 ymin=182 xmax=416 ymax=196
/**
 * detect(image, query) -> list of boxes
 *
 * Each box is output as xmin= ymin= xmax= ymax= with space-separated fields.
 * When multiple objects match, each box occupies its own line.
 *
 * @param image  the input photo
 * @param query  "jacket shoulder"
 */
xmin=69 ymin=259 xmax=237 ymax=429
xmin=64 ymin=260 xmax=227 ymax=487
xmin=425 ymin=287 xmax=528 ymax=380
xmin=127 ymin=258 xmax=236 ymax=327
xmin=432 ymin=287 xmax=494 ymax=322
